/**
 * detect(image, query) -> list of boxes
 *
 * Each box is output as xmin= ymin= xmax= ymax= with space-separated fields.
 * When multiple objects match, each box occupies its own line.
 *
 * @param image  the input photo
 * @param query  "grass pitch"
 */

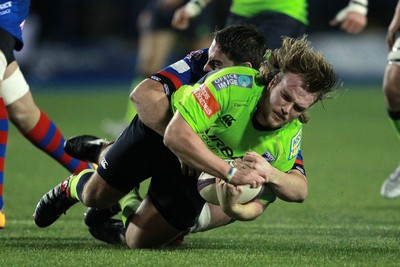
xmin=1 ymin=84 xmax=399 ymax=266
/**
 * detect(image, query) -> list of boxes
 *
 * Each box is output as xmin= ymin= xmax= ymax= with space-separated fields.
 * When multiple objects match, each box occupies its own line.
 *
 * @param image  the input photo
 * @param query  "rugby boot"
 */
xmin=381 ymin=164 xmax=400 ymax=198
xmin=88 ymin=218 xmax=186 ymax=246
xmin=84 ymin=205 xmax=121 ymax=227
xmin=33 ymin=175 xmax=78 ymax=228
xmin=88 ymin=218 xmax=126 ymax=245
xmin=64 ymin=135 xmax=107 ymax=163
xmin=0 ymin=210 xmax=5 ymax=229
xmin=84 ymin=186 xmax=141 ymax=227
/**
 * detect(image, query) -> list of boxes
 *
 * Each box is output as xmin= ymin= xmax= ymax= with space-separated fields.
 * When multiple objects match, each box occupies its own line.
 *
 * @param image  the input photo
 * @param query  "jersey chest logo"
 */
xmin=211 ymin=74 xmax=253 ymax=91
xmin=193 ymin=85 xmax=220 ymax=118
xmin=288 ymin=128 xmax=302 ymax=160
xmin=220 ymin=114 xmax=236 ymax=127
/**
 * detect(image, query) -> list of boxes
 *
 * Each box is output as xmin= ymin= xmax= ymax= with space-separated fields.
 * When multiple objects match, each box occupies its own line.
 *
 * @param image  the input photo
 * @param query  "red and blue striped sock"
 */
xmin=0 ymin=98 xmax=8 ymax=211
xmin=24 ymin=110 xmax=93 ymax=173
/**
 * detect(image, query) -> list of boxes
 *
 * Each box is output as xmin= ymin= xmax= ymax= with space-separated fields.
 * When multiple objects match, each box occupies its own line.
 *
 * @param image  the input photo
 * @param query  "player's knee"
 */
xmin=124 ymin=227 xmax=159 ymax=249
xmin=81 ymin=174 xmax=115 ymax=209
xmin=383 ymin=66 xmax=400 ymax=98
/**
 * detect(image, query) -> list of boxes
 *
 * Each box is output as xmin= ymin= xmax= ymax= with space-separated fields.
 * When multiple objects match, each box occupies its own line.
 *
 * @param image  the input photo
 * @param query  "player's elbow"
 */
xmin=163 ymin=125 xmax=178 ymax=151
xmin=130 ymin=81 xmax=144 ymax=105
xmin=130 ymin=78 xmax=164 ymax=106
xmin=296 ymin=192 xmax=307 ymax=203
xmin=294 ymin=190 xmax=308 ymax=203
xmin=277 ymin=189 xmax=308 ymax=203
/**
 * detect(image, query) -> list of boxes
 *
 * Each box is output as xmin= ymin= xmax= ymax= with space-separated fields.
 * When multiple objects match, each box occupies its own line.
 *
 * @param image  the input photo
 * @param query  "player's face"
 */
xmin=203 ymin=40 xmax=235 ymax=72
xmin=256 ymin=72 xmax=318 ymax=129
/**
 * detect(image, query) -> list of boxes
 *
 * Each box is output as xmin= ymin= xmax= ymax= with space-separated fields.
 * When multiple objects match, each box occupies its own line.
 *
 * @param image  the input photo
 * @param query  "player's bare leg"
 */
xmin=381 ymin=50 xmax=400 ymax=198
xmin=124 ymin=196 xmax=184 ymax=249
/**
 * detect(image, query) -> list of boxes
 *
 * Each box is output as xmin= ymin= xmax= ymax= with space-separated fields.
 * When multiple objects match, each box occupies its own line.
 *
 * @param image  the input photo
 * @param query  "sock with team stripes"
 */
xmin=0 ymin=98 xmax=7 ymax=213
xmin=23 ymin=110 xmax=93 ymax=173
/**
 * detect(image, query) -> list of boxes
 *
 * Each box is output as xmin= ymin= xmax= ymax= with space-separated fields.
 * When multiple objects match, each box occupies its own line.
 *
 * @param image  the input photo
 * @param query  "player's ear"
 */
xmin=267 ymin=75 xmax=278 ymax=90
xmin=241 ymin=62 xmax=252 ymax=68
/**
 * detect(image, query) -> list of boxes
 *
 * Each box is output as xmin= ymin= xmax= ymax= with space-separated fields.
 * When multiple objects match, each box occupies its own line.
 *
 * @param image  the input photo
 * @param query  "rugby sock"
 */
xmin=0 ymin=98 xmax=8 ymax=212
xmin=68 ymin=169 xmax=95 ymax=202
xmin=388 ymin=110 xmax=400 ymax=140
xmin=23 ymin=110 xmax=93 ymax=173
xmin=119 ymin=188 xmax=142 ymax=226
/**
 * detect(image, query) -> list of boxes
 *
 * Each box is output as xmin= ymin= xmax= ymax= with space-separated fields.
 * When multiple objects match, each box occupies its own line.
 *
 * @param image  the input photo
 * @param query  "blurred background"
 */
xmin=17 ymin=0 xmax=397 ymax=87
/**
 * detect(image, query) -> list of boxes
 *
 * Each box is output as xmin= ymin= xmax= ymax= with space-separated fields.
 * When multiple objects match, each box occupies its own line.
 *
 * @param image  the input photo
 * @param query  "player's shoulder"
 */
xmin=204 ymin=66 xmax=259 ymax=89
xmin=210 ymin=66 xmax=258 ymax=77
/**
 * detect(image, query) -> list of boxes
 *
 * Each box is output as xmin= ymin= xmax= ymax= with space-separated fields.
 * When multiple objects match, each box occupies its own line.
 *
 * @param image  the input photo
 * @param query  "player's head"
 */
xmin=203 ymin=24 xmax=267 ymax=72
xmin=255 ymin=36 xmax=340 ymax=128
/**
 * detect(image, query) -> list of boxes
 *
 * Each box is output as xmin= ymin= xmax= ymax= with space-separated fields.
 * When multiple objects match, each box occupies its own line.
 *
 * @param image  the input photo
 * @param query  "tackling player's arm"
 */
xmin=130 ymin=79 xmax=171 ymax=136
xmin=130 ymin=49 xmax=208 ymax=136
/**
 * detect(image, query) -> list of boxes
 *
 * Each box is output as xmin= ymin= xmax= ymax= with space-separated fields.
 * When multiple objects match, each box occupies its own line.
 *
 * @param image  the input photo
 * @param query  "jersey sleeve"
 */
xmin=149 ymin=48 xmax=209 ymax=98
xmin=258 ymin=185 xmax=277 ymax=203
xmin=291 ymin=149 xmax=306 ymax=175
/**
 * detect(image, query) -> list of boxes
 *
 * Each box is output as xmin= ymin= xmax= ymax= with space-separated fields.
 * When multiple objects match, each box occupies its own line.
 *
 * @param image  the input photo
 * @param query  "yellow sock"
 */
xmin=69 ymin=169 xmax=95 ymax=202
xmin=119 ymin=187 xmax=142 ymax=226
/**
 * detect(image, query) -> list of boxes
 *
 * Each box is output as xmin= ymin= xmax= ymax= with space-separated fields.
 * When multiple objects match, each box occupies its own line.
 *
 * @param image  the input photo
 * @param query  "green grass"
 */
xmin=1 ymin=84 xmax=400 ymax=266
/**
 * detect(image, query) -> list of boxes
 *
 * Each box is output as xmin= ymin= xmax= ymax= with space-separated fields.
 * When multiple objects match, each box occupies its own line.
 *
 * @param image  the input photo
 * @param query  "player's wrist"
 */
xmin=185 ymin=0 xmax=207 ymax=17
xmin=348 ymin=0 xmax=368 ymax=15
xmin=224 ymin=166 xmax=237 ymax=183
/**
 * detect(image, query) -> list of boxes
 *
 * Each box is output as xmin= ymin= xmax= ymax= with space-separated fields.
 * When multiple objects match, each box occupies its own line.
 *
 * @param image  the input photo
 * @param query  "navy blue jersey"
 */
xmin=0 ymin=0 xmax=30 ymax=51
xmin=150 ymin=48 xmax=209 ymax=98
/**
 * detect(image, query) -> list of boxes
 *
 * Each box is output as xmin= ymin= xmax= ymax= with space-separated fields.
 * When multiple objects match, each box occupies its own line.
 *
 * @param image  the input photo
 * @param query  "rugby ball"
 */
xmin=197 ymin=161 xmax=265 ymax=205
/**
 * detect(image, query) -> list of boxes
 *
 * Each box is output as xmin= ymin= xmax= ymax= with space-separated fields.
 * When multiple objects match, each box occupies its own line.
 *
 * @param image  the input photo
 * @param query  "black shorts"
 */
xmin=226 ymin=11 xmax=308 ymax=50
xmin=97 ymin=115 xmax=205 ymax=230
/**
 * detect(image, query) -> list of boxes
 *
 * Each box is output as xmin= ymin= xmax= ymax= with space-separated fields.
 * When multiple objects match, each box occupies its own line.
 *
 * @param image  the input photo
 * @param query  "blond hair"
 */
xmin=256 ymin=36 xmax=340 ymax=123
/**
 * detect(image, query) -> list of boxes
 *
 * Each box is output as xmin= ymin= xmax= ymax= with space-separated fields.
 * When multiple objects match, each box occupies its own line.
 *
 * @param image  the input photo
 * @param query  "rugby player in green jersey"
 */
xmin=173 ymin=0 xmax=368 ymax=47
xmin=34 ymin=36 xmax=340 ymax=249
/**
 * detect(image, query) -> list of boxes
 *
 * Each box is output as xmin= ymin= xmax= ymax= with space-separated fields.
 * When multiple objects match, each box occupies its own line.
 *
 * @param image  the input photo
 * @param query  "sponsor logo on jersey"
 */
xmin=100 ymin=157 xmax=108 ymax=170
xmin=288 ymin=128 xmax=302 ymax=160
xmin=0 ymin=1 xmax=11 ymax=9
xmin=187 ymin=49 xmax=204 ymax=60
xmin=220 ymin=114 xmax=236 ymax=127
xmin=211 ymin=74 xmax=253 ymax=91
xmin=200 ymin=129 xmax=233 ymax=158
xmin=0 ymin=1 xmax=11 ymax=15
xmin=150 ymin=75 xmax=161 ymax=82
xmin=262 ymin=151 xmax=276 ymax=163
xmin=193 ymin=85 xmax=220 ymax=118
xmin=163 ymin=83 xmax=170 ymax=96
xmin=170 ymin=60 xmax=190 ymax=73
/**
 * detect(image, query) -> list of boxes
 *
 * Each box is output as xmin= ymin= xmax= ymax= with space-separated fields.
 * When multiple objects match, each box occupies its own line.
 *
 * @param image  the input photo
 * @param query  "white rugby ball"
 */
xmin=197 ymin=161 xmax=265 ymax=205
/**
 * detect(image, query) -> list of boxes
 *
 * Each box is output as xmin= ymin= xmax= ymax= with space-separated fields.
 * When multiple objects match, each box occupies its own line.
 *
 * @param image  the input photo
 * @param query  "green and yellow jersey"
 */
xmin=230 ymin=0 xmax=308 ymax=25
xmin=172 ymin=66 xmax=303 ymax=202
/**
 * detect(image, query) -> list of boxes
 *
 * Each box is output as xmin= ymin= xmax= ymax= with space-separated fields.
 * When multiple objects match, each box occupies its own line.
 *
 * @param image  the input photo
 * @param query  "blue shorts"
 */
xmin=0 ymin=0 xmax=30 ymax=51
